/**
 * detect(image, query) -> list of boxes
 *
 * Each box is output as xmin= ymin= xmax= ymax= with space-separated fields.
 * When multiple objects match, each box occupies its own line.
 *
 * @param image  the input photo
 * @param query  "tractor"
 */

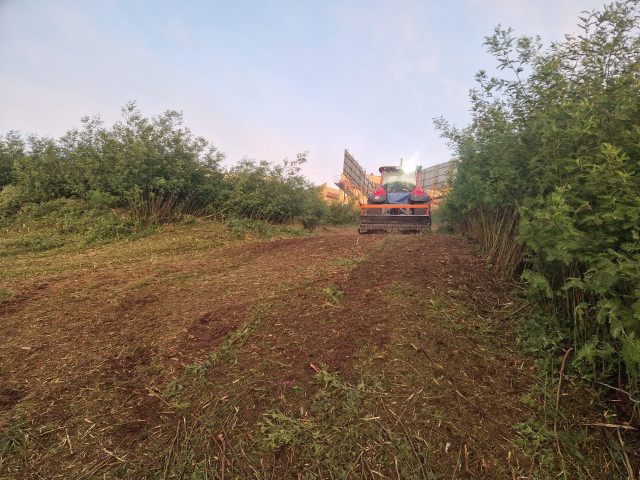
xmin=358 ymin=164 xmax=431 ymax=233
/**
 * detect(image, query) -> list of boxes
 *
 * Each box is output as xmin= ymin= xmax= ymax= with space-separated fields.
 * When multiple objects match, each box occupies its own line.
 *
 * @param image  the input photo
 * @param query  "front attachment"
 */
xmin=358 ymin=204 xmax=431 ymax=233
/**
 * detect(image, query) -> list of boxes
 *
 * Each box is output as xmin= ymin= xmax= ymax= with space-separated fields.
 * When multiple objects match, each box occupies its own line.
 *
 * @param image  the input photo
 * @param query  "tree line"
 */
xmin=0 ymin=102 xmax=355 ymax=232
xmin=437 ymin=0 xmax=640 ymax=396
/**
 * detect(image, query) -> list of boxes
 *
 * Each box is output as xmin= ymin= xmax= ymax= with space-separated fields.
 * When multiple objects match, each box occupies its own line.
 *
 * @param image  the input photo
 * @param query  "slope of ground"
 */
xmin=0 ymin=223 xmax=634 ymax=479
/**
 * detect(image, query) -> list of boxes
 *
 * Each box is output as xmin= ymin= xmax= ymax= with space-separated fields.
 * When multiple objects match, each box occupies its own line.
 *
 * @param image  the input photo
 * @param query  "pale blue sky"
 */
xmin=0 ymin=0 xmax=608 ymax=186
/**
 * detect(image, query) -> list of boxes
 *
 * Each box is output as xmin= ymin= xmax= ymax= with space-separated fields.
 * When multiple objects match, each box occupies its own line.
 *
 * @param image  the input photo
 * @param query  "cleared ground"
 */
xmin=0 ymin=224 xmax=632 ymax=479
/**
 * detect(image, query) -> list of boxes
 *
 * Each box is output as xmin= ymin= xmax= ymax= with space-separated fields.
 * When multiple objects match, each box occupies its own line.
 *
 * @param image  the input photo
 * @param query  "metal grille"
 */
xmin=336 ymin=150 xmax=375 ymax=199
xmin=358 ymin=223 xmax=430 ymax=233
xmin=418 ymin=161 xmax=453 ymax=190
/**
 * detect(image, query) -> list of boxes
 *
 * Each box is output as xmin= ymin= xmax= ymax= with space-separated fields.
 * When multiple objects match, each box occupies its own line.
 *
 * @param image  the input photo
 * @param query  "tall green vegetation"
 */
xmin=0 ymin=101 xmax=329 ymax=233
xmin=437 ymin=1 xmax=640 ymax=396
xmin=220 ymin=154 xmax=326 ymax=230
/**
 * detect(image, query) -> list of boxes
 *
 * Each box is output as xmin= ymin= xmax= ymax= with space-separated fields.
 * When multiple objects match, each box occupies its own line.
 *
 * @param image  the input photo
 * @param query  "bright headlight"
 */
xmin=402 ymin=158 xmax=418 ymax=172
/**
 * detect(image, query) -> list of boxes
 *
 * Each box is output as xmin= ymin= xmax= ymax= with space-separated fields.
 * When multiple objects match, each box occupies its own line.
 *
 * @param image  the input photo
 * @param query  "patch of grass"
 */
xmin=513 ymin=417 xmax=556 ymax=472
xmin=0 ymin=198 xmax=157 ymax=256
xmin=210 ymin=321 xmax=259 ymax=364
xmin=162 ymin=379 xmax=185 ymax=399
xmin=322 ymin=285 xmax=344 ymax=305
xmin=258 ymin=410 xmax=309 ymax=449
xmin=0 ymin=417 xmax=28 ymax=457
xmin=329 ymin=255 xmax=367 ymax=272
xmin=0 ymin=288 xmax=15 ymax=303
xmin=184 ymin=360 xmax=212 ymax=378
xmin=255 ymin=365 xmax=435 ymax=479
xmin=0 ymin=233 xmax=65 ymax=256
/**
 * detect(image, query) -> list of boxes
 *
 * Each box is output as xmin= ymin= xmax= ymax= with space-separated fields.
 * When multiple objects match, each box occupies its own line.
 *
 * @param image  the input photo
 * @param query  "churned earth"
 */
xmin=0 ymin=224 xmax=633 ymax=479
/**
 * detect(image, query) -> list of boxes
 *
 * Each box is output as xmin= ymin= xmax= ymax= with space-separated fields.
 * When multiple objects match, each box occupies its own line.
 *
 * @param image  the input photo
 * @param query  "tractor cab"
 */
xmin=381 ymin=166 xmax=417 ymax=193
xmin=369 ymin=165 xmax=429 ymax=205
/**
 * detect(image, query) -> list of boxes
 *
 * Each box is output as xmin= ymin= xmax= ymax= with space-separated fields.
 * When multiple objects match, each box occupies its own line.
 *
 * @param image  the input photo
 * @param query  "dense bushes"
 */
xmin=324 ymin=199 xmax=360 ymax=226
xmin=0 ymin=102 xmax=331 ymax=232
xmin=437 ymin=1 xmax=640 ymax=393
xmin=220 ymin=154 xmax=325 ymax=228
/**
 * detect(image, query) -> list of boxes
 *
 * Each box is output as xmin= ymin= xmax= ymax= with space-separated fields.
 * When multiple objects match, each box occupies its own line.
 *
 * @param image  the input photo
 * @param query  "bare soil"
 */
xmin=0 ymin=225 xmax=634 ymax=479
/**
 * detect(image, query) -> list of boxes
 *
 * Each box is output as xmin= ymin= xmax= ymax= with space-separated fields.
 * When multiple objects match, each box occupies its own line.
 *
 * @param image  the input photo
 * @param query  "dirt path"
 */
xmin=0 ymin=226 xmax=536 ymax=479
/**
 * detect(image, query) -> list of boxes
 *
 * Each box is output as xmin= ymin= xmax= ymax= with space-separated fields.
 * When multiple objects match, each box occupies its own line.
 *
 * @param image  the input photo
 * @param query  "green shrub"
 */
xmin=0 ymin=185 xmax=26 ymax=220
xmin=437 ymin=1 xmax=640 ymax=394
xmin=324 ymin=200 xmax=359 ymax=226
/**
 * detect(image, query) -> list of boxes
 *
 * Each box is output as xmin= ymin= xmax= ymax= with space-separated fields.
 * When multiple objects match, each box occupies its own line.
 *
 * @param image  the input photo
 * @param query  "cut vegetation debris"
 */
xmin=0 ymin=225 xmax=637 ymax=479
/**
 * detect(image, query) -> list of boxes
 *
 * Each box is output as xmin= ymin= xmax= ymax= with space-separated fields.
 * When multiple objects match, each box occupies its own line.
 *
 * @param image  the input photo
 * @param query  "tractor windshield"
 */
xmin=382 ymin=169 xmax=416 ymax=193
